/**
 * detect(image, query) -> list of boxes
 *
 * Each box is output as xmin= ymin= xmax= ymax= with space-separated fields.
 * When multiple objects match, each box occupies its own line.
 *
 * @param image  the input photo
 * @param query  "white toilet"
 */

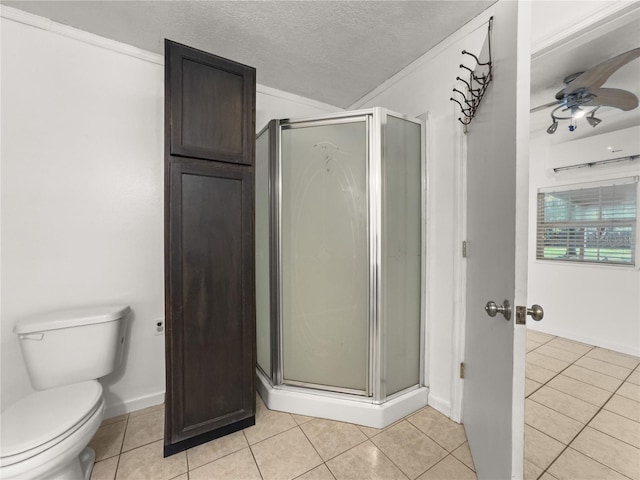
xmin=0 ymin=305 xmax=129 ymax=480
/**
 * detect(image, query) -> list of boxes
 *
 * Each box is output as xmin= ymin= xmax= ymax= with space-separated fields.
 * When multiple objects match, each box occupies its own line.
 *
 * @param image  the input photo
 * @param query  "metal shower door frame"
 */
xmin=265 ymin=108 xmax=425 ymax=403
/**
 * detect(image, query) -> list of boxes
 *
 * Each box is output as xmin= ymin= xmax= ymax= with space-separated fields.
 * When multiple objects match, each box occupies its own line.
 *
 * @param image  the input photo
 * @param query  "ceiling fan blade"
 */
xmin=530 ymin=100 xmax=561 ymax=113
xmin=557 ymin=47 xmax=640 ymax=97
xmin=583 ymin=88 xmax=639 ymax=111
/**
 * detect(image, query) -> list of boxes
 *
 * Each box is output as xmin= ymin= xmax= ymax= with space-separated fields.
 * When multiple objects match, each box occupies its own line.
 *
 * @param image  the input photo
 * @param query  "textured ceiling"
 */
xmin=2 ymin=0 xmax=495 ymax=108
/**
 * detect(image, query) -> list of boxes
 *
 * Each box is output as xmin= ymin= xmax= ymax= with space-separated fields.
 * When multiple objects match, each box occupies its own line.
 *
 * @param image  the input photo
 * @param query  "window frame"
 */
xmin=535 ymin=177 xmax=638 ymax=267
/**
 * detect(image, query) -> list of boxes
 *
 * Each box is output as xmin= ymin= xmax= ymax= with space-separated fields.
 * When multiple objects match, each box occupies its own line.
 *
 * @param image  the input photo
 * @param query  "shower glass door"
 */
xmin=280 ymin=117 xmax=370 ymax=395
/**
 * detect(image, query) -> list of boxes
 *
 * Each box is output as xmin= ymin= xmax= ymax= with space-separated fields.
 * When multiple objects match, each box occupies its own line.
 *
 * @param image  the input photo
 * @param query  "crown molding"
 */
xmin=256 ymin=84 xmax=341 ymax=112
xmin=1 ymin=5 xmax=343 ymax=112
xmin=531 ymin=2 xmax=639 ymax=60
xmin=0 ymin=5 xmax=164 ymax=65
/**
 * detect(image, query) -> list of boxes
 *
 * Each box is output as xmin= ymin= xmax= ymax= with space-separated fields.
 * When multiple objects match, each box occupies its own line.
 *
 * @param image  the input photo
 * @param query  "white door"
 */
xmin=462 ymin=2 xmax=532 ymax=479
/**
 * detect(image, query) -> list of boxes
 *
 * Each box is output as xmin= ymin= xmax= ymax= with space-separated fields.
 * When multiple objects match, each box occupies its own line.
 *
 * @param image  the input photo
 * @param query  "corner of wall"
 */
xmin=427 ymin=392 xmax=452 ymax=419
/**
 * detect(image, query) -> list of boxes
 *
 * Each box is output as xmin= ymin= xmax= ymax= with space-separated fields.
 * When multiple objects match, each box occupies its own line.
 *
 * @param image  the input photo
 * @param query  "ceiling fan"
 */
xmin=531 ymin=47 xmax=640 ymax=134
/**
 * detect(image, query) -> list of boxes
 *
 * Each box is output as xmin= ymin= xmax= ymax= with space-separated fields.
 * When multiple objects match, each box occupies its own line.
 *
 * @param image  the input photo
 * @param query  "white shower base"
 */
xmin=256 ymin=369 xmax=429 ymax=429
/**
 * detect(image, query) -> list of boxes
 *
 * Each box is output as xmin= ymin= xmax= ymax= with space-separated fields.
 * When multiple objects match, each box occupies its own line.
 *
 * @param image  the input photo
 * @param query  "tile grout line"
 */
xmin=98 ymin=413 xmax=129 ymax=480
xmin=183 ymin=421 xmax=190 ymax=477
xmin=245 ymin=419 xmax=302 ymax=478
xmin=294 ymin=408 xmax=467 ymax=480
xmin=527 ymin=340 xmax=596 ymax=402
xmin=404 ymin=411 xmax=466 ymax=456
xmin=533 ymin=334 xmax=639 ymax=371
xmin=527 ymin=336 xmax=596 ymax=479
xmin=530 ymin=343 xmax=600 ymax=480
xmin=342 ymin=423 xmax=411 ymax=480
xmin=293 ymin=419 xmax=335 ymax=479
xmin=398 ymin=415 xmax=471 ymax=478
xmin=112 ymin=413 xmax=129 ymax=480
xmin=366 ymin=440 xmax=412 ymax=480
xmin=534 ymin=346 xmax=639 ymax=480
xmin=243 ymin=429 xmax=265 ymax=480
xmin=427 ymin=452 xmax=477 ymax=479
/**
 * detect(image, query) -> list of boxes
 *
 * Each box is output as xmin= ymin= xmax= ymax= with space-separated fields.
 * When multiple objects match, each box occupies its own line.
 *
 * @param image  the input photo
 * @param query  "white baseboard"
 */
xmin=103 ymin=391 xmax=165 ymax=419
xmin=102 ymin=388 xmax=460 ymax=424
xmin=527 ymin=324 xmax=640 ymax=358
xmin=427 ymin=392 xmax=452 ymax=418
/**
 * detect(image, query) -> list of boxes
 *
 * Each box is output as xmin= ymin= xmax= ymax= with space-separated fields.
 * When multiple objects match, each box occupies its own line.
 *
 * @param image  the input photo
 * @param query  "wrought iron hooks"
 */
xmin=450 ymin=16 xmax=493 ymax=131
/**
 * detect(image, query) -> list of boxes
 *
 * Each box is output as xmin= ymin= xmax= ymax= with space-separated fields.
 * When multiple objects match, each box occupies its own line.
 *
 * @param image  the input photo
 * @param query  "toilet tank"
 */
xmin=14 ymin=305 xmax=129 ymax=390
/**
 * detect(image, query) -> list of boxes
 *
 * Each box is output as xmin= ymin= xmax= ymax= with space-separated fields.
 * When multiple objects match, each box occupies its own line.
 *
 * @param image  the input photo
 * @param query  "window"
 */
xmin=536 ymin=178 xmax=638 ymax=266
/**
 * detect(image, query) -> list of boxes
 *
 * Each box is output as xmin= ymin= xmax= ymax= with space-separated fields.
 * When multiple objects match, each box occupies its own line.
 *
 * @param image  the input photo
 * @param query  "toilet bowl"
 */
xmin=0 ymin=305 xmax=129 ymax=480
xmin=0 ymin=381 xmax=105 ymax=480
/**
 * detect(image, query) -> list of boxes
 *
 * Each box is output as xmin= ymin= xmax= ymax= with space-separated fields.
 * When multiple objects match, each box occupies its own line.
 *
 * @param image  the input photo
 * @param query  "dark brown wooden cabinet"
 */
xmin=167 ymin=42 xmax=255 ymax=165
xmin=164 ymin=40 xmax=256 ymax=456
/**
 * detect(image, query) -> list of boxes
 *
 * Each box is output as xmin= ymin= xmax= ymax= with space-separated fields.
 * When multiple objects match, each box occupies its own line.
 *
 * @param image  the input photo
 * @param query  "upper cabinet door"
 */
xmin=166 ymin=40 xmax=256 ymax=165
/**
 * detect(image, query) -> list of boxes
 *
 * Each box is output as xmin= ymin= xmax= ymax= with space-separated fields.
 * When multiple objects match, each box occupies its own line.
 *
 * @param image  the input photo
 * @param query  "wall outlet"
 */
xmin=155 ymin=319 xmax=164 ymax=336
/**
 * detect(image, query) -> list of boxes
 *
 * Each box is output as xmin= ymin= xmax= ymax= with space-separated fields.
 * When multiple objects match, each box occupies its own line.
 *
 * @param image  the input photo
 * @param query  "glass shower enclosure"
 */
xmin=255 ymin=108 xmax=426 ymax=427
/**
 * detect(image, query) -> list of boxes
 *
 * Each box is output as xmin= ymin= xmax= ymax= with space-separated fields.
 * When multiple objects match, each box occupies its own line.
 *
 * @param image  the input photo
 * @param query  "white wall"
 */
xmin=256 ymin=84 xmax=338 ymax=132
xmin=1 ymin=13 xmax=166 ymax=415
xmin=527 ymin=132 xmax=640 ymax=356
xmin=0 ymin=7 xmax=340 ymax=416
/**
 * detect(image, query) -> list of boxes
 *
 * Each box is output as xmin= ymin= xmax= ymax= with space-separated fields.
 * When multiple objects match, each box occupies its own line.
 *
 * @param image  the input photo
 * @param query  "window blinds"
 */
xmin=536 ymin=177 xmax=638 ymax=266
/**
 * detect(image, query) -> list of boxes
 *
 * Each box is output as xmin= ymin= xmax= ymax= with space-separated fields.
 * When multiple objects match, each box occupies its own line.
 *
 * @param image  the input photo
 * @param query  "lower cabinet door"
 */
xmin=164 ymin=158 xmax=255 ymax=456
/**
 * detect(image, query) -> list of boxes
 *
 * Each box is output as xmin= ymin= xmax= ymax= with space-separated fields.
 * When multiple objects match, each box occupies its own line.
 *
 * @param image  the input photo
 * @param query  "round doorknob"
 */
xmin=485 ymin=299 xmax=511 ymax=321
xmin=485 ymin=301 xmax=498 ymax=317
xmin=527 ymin=304 xmax=544 ymax=321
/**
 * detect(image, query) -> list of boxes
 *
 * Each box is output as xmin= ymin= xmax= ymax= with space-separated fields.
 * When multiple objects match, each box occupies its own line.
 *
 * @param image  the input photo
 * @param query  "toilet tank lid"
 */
xmin=13 ymin=305 xmax=130 ymax=335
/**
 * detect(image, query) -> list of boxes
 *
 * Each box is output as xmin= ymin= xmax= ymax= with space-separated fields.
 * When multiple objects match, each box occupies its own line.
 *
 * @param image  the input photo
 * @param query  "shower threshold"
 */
xmin=256 ymin=369 xmax=429 ymax=429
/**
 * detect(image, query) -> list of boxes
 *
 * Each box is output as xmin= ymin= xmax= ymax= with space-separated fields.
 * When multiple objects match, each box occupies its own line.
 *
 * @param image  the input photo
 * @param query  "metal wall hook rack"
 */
xmin=449 ymin=16 xmax=493 ymax=131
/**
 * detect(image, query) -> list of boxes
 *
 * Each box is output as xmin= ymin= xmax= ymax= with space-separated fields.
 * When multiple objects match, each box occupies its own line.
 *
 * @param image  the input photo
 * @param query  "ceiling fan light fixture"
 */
xmin=535 ymin=47 xmax=640 ymax=135
xmin=571 ymin=106 xmax=586 ymax=119
xmin=586 ymin=114 xmax=602 ymax=128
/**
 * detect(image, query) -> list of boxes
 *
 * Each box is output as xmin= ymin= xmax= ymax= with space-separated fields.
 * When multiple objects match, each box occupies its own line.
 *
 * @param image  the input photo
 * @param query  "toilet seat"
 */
xmin=0 ymin=381 xmax=103 ymax=467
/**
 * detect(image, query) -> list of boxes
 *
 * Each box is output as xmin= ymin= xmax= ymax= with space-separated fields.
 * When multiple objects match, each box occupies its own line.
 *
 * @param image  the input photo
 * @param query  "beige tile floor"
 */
xmin=88 ymin=331 xmax=639 ymax=480
xmin=525 ymin=331 xmax=640 ymax=480
xmin=88 ymin=397 xmax=475 ymax=480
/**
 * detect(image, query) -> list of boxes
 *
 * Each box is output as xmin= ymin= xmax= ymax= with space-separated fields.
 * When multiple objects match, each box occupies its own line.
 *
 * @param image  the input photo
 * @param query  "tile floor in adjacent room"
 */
xmin=88 ymin=331 xmax=639 ymax=480
xmin=525 ymin=331 xmax=639 ymax=480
